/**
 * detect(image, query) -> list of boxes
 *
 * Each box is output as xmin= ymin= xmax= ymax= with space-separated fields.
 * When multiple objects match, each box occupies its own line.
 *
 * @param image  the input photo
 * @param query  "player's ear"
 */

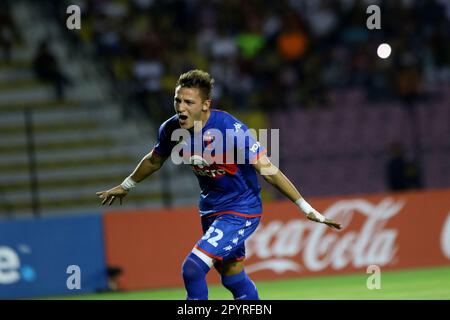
xmin=202 ymin=99 xmax=211 ymax=111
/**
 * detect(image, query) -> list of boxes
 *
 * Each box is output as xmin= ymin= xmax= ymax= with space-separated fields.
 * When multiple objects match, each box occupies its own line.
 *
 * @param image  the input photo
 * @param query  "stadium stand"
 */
xmin=0 ymin=0 xmax=448 ymax=217
xmin=0 ymin=1 xmax=199 ymax=217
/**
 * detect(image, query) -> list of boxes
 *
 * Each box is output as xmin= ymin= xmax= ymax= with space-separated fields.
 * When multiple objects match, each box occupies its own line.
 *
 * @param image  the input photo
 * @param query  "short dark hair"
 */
xmin=176 ymin=69 xmax=214 ymax=100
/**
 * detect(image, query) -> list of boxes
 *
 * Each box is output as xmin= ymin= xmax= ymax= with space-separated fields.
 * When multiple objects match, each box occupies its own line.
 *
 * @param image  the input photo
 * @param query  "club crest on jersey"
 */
xmin=203 ymin=131 xmax=215 ymax=149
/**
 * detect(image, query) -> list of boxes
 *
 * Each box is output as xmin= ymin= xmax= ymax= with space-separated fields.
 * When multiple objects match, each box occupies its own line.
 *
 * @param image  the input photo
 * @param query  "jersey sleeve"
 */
xmin=152 ymin=122 xmax=174 ymax=158
xmin=226 ymin=117 xmax=266 ymax=164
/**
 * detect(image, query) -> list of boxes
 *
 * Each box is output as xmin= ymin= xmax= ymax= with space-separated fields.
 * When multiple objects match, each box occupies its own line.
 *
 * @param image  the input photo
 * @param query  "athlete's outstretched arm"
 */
xmin=96 ymin=150 xmax=167 ymax=206
xmin=253 ymin=155 xmax=341 ymax=230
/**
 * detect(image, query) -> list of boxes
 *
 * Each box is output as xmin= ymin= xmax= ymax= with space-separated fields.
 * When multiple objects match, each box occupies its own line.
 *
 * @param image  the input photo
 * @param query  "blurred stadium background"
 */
xmin=0 ymin=0 xmax=449 ymax=299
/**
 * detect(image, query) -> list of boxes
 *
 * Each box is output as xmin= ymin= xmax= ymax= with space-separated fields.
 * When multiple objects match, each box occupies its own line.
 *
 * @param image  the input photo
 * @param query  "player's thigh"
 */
xmin=196 ymin=214 xmax=260 ymax=262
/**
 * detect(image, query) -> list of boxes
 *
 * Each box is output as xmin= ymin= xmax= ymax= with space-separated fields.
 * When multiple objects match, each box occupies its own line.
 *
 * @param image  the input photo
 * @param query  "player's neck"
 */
xmin=191 ymin=109 xmax=211 ymax=133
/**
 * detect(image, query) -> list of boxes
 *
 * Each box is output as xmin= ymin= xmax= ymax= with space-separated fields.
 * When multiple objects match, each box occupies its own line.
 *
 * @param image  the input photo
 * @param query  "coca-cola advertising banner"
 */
xmin=103 ymin=189 xmax=450 ymax=290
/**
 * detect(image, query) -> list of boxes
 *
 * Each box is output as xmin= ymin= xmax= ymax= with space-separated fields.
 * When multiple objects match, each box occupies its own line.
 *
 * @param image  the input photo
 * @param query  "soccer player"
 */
xmin=96 ymin=69 xmax=341 ymax=300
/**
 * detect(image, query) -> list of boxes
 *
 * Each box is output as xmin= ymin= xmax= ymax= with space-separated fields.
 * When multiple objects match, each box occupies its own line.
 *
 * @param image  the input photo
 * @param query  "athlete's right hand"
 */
xmin=96 ymin=185 xmax=128 ymax=205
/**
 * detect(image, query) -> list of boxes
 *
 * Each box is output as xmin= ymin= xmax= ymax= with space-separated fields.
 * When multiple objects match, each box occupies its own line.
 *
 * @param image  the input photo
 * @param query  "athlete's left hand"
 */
xmin=306 ymin=212 xmax=342 ymax=230
xmin=96 ymin=185 xmax=128 ymax=206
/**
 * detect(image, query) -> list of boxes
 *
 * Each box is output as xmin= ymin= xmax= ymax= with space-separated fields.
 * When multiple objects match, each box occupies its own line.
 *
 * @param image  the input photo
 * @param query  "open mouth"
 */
xmin=178 ymin=114 xmax=188 ymax=121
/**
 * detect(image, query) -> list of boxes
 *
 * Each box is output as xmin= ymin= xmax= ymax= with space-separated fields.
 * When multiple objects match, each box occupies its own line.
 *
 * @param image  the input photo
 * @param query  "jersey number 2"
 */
xmin=202 ymin=227 xmax=223 ymax=247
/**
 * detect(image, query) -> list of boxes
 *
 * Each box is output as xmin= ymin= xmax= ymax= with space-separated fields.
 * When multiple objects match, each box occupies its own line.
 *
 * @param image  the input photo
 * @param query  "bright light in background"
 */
xmin=377 ymin=43 xmax=392 ymax=59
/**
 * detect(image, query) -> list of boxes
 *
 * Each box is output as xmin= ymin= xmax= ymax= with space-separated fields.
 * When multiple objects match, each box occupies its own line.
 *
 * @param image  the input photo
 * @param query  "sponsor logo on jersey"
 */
xmin=189 ymin=155 xmax=237 ymax=178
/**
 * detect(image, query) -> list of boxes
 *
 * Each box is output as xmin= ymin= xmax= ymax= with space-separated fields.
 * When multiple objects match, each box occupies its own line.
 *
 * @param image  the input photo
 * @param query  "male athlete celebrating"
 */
xmin=96 ymin=69 xmax=341 ymax=300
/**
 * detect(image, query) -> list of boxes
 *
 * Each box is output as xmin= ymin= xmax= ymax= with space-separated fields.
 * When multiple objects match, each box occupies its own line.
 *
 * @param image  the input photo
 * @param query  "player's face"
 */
xmin=174 ymin=86 xmax=210 ymax=130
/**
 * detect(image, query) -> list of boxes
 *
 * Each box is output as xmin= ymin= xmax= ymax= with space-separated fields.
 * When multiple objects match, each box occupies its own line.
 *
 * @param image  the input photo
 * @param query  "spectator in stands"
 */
xmin=48 ymin=0 xmax=448 ymax=114
xmin=0 ymin=4 xmax=21 ymax=63
xmin=392 ymin=49 xmax=423 ymax=106
xmin=386 ymin=143 xmax=423 ymax=191
xmin=32 ymin=40 xmax=71 ymax=101
xmin=276 ymin=13 xmax=309 ymax=62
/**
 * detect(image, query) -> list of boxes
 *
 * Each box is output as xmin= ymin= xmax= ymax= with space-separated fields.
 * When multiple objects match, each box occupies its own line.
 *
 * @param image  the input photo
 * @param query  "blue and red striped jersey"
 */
xmin=153 ymin=109 xmax=266 ymax=217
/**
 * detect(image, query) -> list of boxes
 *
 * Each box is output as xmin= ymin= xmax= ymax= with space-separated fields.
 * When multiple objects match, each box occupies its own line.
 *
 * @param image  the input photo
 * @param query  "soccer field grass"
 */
xmin=53 ymin=265 xmax=450 ymax=300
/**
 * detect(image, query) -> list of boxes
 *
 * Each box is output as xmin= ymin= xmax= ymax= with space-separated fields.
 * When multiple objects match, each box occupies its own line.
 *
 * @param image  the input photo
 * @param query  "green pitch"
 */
xmin=51 ymin=266 xmax=450 ymax=300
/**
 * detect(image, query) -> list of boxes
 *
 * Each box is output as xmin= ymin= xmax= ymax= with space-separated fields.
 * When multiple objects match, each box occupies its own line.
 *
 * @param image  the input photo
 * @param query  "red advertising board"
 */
xmin=103 ymin=189 xmax=450 ymax=290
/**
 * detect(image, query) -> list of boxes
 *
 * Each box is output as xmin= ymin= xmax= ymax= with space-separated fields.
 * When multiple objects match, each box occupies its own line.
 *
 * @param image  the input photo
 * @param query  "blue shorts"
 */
xmin=194 ymin=213 xmax=261 ymax=262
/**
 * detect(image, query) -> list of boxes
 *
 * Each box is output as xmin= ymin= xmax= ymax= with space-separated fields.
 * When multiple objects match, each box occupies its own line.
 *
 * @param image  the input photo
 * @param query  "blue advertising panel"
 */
xmin=0 ymin=214 xmax=108 ymax=299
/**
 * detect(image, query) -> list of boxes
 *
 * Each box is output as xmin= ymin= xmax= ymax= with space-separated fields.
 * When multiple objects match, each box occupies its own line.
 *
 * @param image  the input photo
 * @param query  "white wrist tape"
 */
xmin=295 ymin=198 xmax=325 ymax=222
xmin=121 ymin=176 xmax=137 ymax=191
xmin=295 ymin=198 xmax=313 ymax=214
